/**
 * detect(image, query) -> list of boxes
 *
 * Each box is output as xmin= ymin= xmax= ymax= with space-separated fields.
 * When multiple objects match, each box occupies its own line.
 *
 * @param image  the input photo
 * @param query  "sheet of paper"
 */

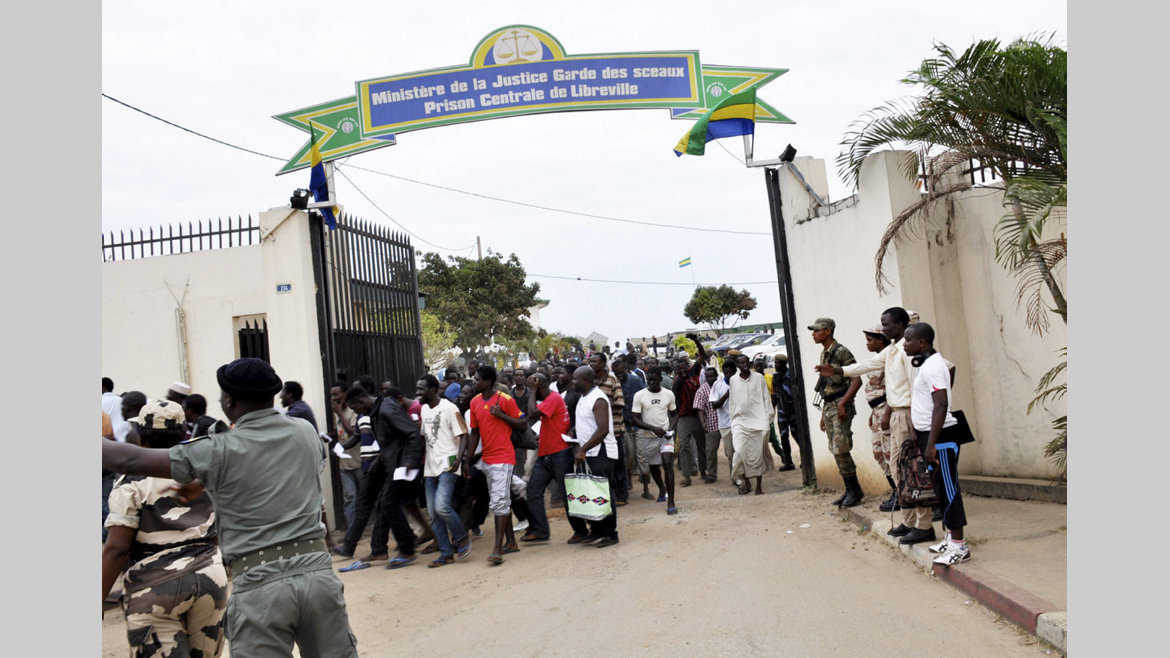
xmin=393 ymin=466 xmax=420 ymax=481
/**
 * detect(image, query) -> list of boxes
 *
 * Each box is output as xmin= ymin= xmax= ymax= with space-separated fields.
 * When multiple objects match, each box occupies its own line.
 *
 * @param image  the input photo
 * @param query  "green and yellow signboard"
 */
xmin=275 ymin=25 xmax=790 ymax=174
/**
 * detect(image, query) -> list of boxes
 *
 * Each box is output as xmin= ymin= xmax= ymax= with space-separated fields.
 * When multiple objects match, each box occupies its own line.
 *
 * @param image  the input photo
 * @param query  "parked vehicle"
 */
xmin=714 ymin=332 xmax=770 ymax=357
xmin=740 ymin=334 xmax=786 ymax=360
xmin=707 ymin=332 xmax=748 ymax=352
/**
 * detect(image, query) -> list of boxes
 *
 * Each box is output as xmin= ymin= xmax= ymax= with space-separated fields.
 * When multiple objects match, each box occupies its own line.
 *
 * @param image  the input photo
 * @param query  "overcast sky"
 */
xmin=101 ymin=0 xmax=1067 ymax=346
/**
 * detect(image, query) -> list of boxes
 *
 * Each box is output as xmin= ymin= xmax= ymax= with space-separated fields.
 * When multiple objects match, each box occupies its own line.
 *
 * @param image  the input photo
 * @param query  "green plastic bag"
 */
xmin=564 ymin=461 xmax=613 ymax=521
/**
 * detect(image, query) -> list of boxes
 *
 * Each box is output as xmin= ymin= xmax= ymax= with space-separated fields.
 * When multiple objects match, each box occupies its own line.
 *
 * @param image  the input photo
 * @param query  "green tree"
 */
xmin=838 ymin=36 xmax=1067 ymax=479
xmin=420 ymin=310 xmax=458 ymax=372
xmin=838 ymin=36 xmax=1066 ymax=330
xmin=683 ymin=285 xmax=757 ymax=335
xmin=417 ymin=250 xmax=541 ymax=359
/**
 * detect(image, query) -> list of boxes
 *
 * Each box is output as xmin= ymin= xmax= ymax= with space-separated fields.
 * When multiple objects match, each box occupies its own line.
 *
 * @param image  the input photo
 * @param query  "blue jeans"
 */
xmin=339 ymin=468 xmax=362 ymax=528
xmin=526 ymin=447 xmax=587 ymax=539
xmin=424 ymin=472 xmax=466 ymax=558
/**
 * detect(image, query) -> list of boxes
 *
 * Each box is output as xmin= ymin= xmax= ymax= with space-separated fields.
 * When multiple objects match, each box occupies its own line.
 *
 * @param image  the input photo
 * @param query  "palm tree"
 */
xmin=838 ymin=36 xmax=1067 ymax=479
xmin=838 ymin=35 xmax=1066 ymax=333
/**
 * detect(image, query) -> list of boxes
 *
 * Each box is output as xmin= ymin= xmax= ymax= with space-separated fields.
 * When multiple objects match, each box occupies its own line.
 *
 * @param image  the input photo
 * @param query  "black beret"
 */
xmin=216 ymin=358 xmax=283 ymax=398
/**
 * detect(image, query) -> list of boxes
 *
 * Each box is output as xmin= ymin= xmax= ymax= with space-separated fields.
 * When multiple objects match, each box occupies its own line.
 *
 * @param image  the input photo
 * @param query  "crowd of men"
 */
xmin=99 ymin=309 xmax=970 ymax=657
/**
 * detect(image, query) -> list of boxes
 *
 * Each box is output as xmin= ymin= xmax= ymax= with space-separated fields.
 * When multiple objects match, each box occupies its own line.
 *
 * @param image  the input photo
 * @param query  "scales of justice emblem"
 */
xmin=492 ymin=28 xmax=544 ymax=64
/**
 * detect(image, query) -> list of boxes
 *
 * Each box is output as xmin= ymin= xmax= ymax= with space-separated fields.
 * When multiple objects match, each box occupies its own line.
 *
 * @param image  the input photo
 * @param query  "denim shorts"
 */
xmin=481 ymin=462 xmax=514 ymax=516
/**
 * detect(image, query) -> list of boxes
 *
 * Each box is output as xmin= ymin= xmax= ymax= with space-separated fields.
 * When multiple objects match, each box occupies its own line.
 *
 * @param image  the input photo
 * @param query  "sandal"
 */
xmin=455 ymin=536 xmax=473 ymax=560
xmin=737 ymin=483 xmax=752 ymax=495
xmin=427 ymin=556 xmax=455 ymax=568
xmin=386 ymin=554 xmax=417 ymax=570
xmin=566 ymin=534 xmax=588 ymax=545
xmin=667 ymin=506 xmax=678 ymax=515
xmin=486 ymin=553 xmax=504 ymax=565
xmin=501 ymin=545 xmax=520 ymax=554
xmin=520 ymin=533 xmax=548 ymax=543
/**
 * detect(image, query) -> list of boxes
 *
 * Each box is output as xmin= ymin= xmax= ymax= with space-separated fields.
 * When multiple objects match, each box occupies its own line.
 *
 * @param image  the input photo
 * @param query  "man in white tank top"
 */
xmin=570 ymin=366 xmax=620 ymax=547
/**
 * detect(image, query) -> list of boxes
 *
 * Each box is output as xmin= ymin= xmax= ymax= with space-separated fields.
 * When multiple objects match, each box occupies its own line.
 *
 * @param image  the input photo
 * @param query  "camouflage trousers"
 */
xmin=871 ymin=429 xmax=893 ymax=477
xmin=123 ymin=559 xmax=230 ymax=657
xmin=821 ymin=403 xmax=857 ymax=478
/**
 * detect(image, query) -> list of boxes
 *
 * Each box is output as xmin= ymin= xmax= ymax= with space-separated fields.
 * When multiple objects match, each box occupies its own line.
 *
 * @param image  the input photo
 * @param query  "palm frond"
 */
xmin=873 ymin=176 xmax=971 ymax=293
xmin=1028 ymin=348 xmax=1067 ymax=413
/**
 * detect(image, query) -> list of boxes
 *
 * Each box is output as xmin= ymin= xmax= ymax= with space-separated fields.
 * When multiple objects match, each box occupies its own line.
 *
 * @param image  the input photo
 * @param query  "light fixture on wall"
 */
xmin=290 ymin=189 xmax=310 ymax=209
xmin=779 ymin=144 xmax=797 ymax=163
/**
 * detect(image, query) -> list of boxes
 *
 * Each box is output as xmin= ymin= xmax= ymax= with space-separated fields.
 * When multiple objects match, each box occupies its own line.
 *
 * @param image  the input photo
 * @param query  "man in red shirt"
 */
xmin=465 ymin=365 xmax=527 ymax=565
xmin=520 ymin=372 xmax=582 ymax=543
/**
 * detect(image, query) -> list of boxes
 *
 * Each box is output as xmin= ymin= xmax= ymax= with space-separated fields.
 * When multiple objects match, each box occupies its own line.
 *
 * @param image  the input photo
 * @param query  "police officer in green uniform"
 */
xmin=102 ymin=358 xmax=359 ymax=658
xmin=809 ymin=318 xmax=865 ymax=507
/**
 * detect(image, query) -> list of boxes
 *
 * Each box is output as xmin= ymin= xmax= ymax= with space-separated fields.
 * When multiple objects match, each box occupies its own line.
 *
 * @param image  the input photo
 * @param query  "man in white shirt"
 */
xmin=102 ymin=377 xmax=131 ymax=442
xmin=630 ymin=367 xmax=679 ymax=513
xmin=728 ymin=354 xmax=774 ymax=495
xmin=709 ymin=359 xmax=737 ymax=486
xmin=903 ymin=322 xmax=970 ymax=560
xmin=417 ymin=374 xmax=472 ymax=566
xmin=570 ymin=366 xmax=620 ymax=547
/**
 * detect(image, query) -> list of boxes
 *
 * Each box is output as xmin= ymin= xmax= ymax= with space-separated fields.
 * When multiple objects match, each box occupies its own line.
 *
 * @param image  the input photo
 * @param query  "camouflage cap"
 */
xmin=132 ymin=399 xmax=186 ymax=430
xmin=907 ymin=310 xmax=920 ymax=324
xmin=863 ymin=324 xmax=885 ymax=337
xmin=807 ymin=318 xmax=836 ymax=331
xmin=773 ymin=352 xmax=788 ymax=362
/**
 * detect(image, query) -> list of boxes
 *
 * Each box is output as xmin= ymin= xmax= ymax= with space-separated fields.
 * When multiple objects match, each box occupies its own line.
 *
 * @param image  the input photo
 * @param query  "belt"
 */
xmin=226 ymin=537 xmax=327 ymax=578
xmin=867 ymin=395 xmax=887 ymax=409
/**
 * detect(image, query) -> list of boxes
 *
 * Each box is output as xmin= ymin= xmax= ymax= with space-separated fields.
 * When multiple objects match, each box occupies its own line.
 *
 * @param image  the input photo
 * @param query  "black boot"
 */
xmin=830 ymin=489 xmax=848 ymax=506
xmin=879 ymin=475 xmax=899 ymax=512
xmin=840 ymin=474 xmax=864 ymax=507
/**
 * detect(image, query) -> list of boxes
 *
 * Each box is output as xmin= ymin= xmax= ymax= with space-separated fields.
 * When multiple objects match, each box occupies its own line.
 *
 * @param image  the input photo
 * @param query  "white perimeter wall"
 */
xmin=101 ymin=208 xmax=339 ymax=525
xmin=779 ymin=152 xmax=1065 ymax=493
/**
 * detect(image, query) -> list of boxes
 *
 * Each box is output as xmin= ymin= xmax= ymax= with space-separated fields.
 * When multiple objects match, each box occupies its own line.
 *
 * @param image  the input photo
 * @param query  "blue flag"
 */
xmin=309 ymin=122 xmax=338 ymax=229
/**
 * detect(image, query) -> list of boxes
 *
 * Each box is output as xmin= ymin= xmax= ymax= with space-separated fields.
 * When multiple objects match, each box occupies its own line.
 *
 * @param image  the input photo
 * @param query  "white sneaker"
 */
xmin=933 ymin=545 xmax=971 ymax=566
xmin=928 ymin=532 xmax=952 ymax=554
xmin=512 ymin=519 xmax=529 ymax=533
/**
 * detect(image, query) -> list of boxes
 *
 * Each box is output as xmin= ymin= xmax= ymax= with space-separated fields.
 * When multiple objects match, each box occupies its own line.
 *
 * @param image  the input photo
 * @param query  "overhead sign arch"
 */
xmin=274 ymin=25 xmax=791 ymax=174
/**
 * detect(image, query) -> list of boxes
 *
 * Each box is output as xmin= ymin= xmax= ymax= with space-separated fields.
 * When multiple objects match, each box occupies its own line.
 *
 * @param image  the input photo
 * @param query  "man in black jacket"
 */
xmin=340 ymin=386 xmax=426 ymax=570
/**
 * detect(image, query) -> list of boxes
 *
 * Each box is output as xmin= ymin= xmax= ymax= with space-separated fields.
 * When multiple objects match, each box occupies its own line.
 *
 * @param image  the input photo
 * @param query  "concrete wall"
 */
xmin=101 ymin=208 xmax=339 ymax=525
xmin=778 ymin=152 xmax=1066 ymax=493
xmin=101 ymin=245 xmax=266 ymax=402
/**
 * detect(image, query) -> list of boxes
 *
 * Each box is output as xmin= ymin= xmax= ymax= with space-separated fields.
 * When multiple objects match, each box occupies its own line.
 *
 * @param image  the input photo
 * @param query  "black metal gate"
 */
xmin=317 ymin=213 xmax=424 ymax=389
xmin=309 ymin=211 xmax=424 ymax=531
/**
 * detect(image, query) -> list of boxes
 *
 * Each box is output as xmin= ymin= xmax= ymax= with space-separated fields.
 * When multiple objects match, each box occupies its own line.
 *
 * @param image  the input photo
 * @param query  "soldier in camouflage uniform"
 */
xmin=102 ymin=398 xmax=229 ymax=657
xmin=859 ymin=325 xmax=898 ymax=511
xmin=808 ymin=318 xmax=864 ymax=507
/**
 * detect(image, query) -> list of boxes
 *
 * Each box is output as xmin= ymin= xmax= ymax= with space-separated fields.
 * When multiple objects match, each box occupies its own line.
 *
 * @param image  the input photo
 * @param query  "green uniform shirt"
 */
xmin=818 ymin=341 xmax=857 ymax=403
xmin=169 ymin=408 xmax=326 ymax=562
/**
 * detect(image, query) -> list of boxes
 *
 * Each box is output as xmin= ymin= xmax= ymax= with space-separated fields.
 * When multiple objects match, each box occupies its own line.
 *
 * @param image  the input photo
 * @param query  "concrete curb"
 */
xmin=839 ymin=506 xmax=1067 ymax=655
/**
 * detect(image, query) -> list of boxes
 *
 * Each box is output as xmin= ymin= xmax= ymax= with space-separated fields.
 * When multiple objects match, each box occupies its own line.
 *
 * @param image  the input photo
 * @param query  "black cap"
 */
xmin=216 ymin=358 xmax=283 ymax=398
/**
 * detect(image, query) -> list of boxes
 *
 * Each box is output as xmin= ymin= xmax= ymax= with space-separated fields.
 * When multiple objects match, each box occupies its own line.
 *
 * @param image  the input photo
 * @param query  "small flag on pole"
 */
xmin=679 ymin=257 xmax=692 ymax=268
xmin=673 ymin=88 xmax=758 ymax=157
xmin=309 ymin=122 xmax=339 ymax=230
